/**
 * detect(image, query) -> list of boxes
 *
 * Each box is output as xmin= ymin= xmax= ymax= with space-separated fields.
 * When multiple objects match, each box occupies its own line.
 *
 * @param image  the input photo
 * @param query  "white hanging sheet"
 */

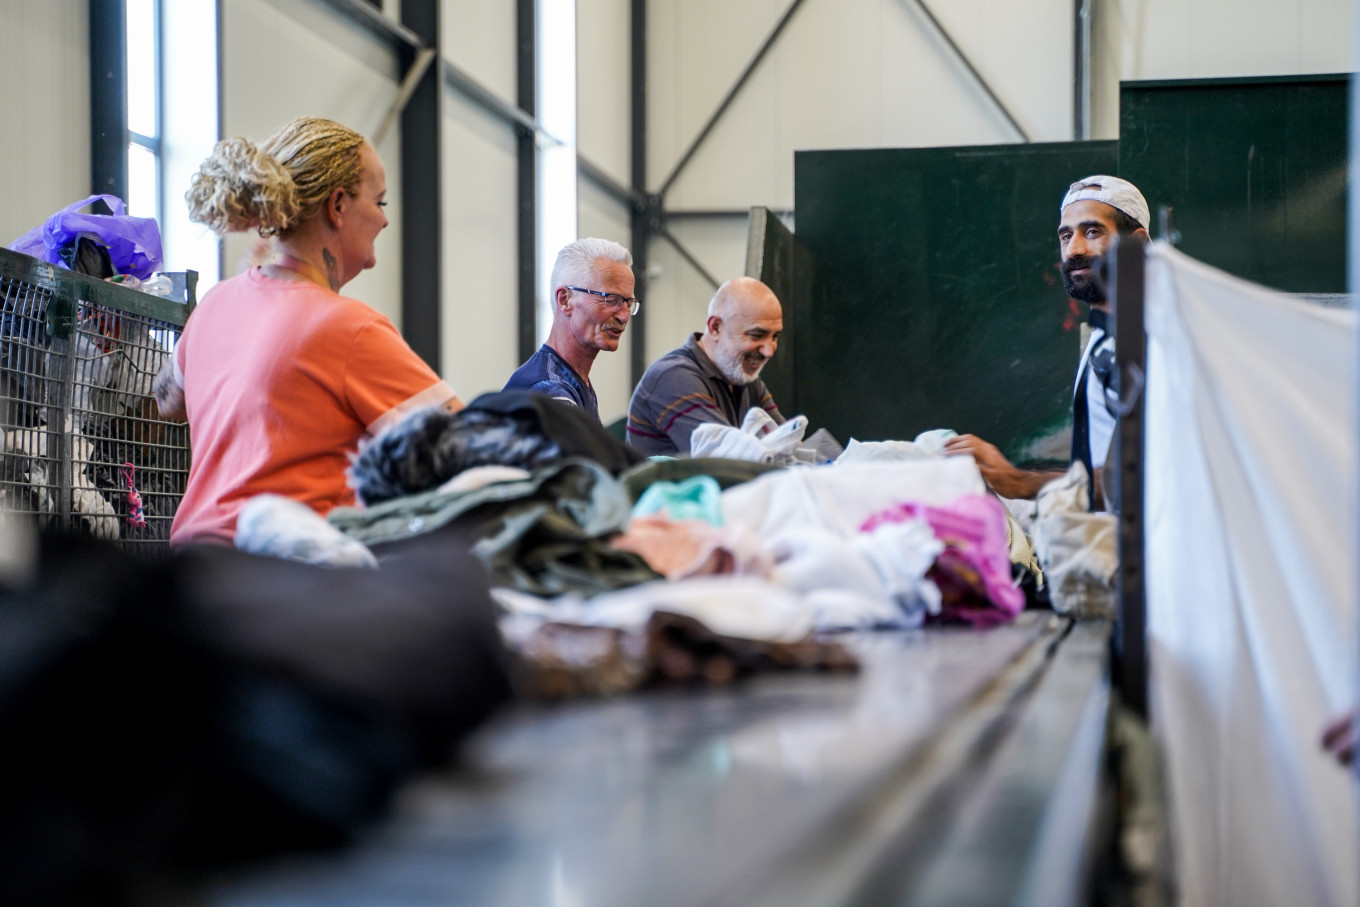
xmin=1143 ymin=242 xmax=1357 ymax=907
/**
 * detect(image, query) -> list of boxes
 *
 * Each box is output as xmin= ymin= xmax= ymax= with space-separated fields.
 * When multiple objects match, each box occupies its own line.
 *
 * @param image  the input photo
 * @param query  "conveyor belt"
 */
xmin=210 ymin=613 xmax=1111 ymax=907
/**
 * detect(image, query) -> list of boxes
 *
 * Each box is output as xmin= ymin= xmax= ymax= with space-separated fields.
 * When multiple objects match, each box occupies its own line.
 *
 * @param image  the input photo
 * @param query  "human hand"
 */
xmin=943 ymin=434 xmax=1060 ymax=500
xmin=1321 ymin=708 xmax=1358 ymax=768
xmin=944 ymin=434 xmax=1015 ymax=475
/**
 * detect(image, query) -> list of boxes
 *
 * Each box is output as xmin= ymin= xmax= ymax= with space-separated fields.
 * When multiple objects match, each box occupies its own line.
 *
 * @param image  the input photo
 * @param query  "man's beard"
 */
xmin=1061 ymin=254 xmax=1106 ymax=304
xmin=715 ymin=345 xmax=766 ymax=386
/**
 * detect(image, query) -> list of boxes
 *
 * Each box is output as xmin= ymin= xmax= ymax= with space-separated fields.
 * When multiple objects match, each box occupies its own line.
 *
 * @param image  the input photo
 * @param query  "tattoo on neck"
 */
xmin=322 ymin=248 xmax=340 ymax=292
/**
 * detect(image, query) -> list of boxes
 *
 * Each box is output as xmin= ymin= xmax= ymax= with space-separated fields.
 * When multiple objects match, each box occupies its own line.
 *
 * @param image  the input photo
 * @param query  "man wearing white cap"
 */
xmin=945 ymin=175 xmax=1150 ymax=506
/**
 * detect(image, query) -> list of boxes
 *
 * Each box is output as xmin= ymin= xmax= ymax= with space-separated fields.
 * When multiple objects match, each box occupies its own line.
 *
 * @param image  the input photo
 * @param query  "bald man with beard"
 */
xmin=626 ymin=277 xmax=786 ymax=456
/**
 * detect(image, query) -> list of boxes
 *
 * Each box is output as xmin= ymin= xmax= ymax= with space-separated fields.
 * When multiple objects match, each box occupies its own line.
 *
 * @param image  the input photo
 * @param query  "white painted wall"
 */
xmin=0 ymin=0 xmax=1353 ymax=408
xmin=220 ymin=0 xmax=405 ymax=325
xmin=0 ymin=0 xmax=91 ymax=247
xmin=577 ymin=0 xmax=635 ymax=423
xmin=641 ymin=0 xmax=1079 ymax=391
xmin=1091 ymin=0 xmax=1355 ymax=137
xmin=578 ymin=0 xmax=632 ymax=185
xmin=640 ymin=0 xmax=1357 ymax=391
xmin=439 ymin=0 xmax=521 ymax=398
xmin=441 ymin=90 xmax=520 ymax=398
xmin=443 ymin=0 xmax=516 ymax=107
xmin=218 ymin=0 xmax=522 ymax=397
xmin=578 ymin=175 xmax=635 ymax=423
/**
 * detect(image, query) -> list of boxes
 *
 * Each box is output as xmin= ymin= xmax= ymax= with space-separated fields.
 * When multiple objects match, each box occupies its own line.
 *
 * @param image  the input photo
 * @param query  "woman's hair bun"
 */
xmin=185 ymin=136 xmax=300 ymax=237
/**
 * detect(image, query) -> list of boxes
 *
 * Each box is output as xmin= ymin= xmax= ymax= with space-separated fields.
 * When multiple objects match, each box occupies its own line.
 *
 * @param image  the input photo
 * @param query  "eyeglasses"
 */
xmin=566 ymin=286 xmax=640 ymax=316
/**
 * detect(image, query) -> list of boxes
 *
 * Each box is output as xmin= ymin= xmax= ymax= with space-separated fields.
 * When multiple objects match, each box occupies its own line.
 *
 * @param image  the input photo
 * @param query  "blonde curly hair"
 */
xmin=185 ymin=117 xmax=367 ymax=237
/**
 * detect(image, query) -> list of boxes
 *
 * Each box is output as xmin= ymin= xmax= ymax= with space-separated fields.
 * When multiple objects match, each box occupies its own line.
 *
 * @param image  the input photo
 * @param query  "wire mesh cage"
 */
xmin=0 ymin=247 xmax=194 ymax=554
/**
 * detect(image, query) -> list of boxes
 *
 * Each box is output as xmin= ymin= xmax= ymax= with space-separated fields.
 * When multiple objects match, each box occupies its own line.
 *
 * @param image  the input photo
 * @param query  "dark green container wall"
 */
xmin=744 ymin=207 xmax=810 ymax=416
xmin=1120 ymin=75 xmax=1350 ymax=293
xmin=792 ymin=142 xmax=1117 ymax=460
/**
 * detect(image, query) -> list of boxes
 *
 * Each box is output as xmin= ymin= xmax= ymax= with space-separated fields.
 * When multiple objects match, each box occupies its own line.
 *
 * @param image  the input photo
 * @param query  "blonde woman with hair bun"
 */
xmin=155 ymin=116 xmax=464 ymax=547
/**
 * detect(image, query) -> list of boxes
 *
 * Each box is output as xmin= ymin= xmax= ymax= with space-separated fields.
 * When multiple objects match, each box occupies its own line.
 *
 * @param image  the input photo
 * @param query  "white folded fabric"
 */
xmin=236 ymin=493 xmax=379 ymax=568
xmin=769 ymin=519 xmax=943 ymax=629
xmin=690 ymin=408 xmax=810 ymax=464
xmin=721 ymin=458 xmax=986 ymax=539
xmin=1031 ymin=462 xmax=1115 ymax=618
xmin=495 ymin=576 xmax=816 ymax=643
xmin=689 ymin=423 xmax=776 ymax=462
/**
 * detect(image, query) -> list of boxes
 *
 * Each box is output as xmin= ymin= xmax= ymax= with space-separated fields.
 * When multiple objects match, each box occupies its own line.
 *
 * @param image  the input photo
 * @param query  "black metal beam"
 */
xmin=442 ymin=57 xmax=544 ymax=137
xmin=439 ymin=59 xmax=634 ymax=217
xmin=1073 ymin=0 xmax=1092 ymax=140
xmin=630 ymin=0 xmax=650 ymax=388
xmin=516 ymin=0 xmax=537 ymax=364
xmin=89 ymin=0 xmax=128 ymax=201
xmin=315 ymin=0 xmax=423 ymax=53
xmin=319 ymin=0 xmax=633 ymax=238
xmin=906 ymin=0 xmax=1032 ymax=142
xmin=1110 ymin=233 xmax=1149 ymax=720
xmin=399 ymin=0 xmax=442 ymax=370
xmin=657 ymin=0 xmax=808 ymax=199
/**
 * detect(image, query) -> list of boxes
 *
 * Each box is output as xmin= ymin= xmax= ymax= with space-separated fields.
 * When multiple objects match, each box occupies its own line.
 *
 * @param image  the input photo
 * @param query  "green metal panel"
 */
xmin=743 ymin=206 xmax=811 ymax=416
xmin=0 ymin=248 xmax=192 ymax=329
xmin=1120 ymin=74 xmax=1349 ymax=292
xmin=792 ymin=142 xmax=1118 ymax=460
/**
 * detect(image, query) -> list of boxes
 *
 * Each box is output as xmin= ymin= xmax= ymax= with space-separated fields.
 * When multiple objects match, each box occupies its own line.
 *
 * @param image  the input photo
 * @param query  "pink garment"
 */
xmin=861 ymin=494 xmax=1023 ymax=626
xmin=611 ymin=514 xmax=771 ymax=580
xmin=171 ymin=269 xmax=455 ymax=547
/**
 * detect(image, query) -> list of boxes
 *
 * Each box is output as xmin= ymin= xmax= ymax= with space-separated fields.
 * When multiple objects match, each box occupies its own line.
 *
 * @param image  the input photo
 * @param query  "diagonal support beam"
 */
xmin=656 ymin=226 xmax=720 ymax=291
xmin=316 ymin=0 xmax=424 ymax=52
xmin=905 ymin=0 xmax=1032 ymax=142
xmin=580 ymin=157 xmax=648 ymax=209
xmin=372 ymin=47 xmax=437 ymax=146
xmin=657 ymin=0 xmax=810 ymax=199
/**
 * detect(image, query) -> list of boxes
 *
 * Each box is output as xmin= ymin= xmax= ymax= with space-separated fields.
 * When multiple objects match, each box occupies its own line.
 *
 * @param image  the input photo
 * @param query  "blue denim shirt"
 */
xmin=503 ymin=344 xmax=600 ymax=422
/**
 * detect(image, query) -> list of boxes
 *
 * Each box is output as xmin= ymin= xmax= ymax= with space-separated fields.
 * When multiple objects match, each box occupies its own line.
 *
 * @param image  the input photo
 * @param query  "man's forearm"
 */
xmin=983 ymin=465 xmax=1066 ymax=500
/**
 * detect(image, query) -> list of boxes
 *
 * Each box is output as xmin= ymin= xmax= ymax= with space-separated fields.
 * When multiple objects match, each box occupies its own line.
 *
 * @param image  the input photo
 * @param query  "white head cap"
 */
xmin=1060 ymin=175 xmax=1150 ymax=231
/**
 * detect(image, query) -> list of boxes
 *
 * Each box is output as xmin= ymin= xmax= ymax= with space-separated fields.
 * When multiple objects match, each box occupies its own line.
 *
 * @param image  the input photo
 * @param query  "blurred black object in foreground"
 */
xmin=0 ymin=531 xmax=512 ymax=906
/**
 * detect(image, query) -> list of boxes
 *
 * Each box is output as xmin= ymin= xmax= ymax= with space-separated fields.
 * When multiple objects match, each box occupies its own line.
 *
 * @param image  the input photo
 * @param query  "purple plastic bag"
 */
xmin=8 ymin=195 xmax=163 ymax=280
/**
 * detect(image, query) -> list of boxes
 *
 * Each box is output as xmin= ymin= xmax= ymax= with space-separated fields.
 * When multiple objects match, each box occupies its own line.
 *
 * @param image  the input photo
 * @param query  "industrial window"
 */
xmin=124 ymin=0 xmax=160 ymax=223
xmin=536 ymin=0 xmax=578 ymax=343
xmin=120 ymin=0 xmax=222 ymax=289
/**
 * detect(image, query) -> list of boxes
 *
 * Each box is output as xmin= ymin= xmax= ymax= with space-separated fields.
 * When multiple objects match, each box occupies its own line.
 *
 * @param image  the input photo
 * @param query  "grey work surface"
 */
xmin=210 ymin=613 xmax=1108 ymax=907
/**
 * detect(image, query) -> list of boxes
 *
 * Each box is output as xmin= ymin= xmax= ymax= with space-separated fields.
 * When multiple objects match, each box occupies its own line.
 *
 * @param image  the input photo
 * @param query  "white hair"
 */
xmin=550 ymin=237 xmax=632 ymax=293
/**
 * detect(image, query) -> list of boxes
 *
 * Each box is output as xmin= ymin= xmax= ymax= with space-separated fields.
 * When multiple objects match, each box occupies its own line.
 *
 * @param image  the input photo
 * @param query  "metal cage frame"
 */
xmin=0 ymin=247 xmax=194 ymax=553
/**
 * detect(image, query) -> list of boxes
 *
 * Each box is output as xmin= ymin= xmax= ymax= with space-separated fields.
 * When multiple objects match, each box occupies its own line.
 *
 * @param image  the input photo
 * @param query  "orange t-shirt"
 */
xmin=170 ymin=268 xmax=454 ymax=547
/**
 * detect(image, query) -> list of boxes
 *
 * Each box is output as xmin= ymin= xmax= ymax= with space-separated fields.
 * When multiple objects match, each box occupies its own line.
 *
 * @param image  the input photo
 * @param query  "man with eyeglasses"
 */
xmin=626 ymin=276 xmax=786 ymax=456
xmin=503 ymin=237 xmax=637 ymax=422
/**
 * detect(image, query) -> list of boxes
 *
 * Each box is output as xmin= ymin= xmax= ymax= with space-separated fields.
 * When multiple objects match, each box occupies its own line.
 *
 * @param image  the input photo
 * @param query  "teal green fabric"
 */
xmin=329 ymin=459 xmax=624 ymax=545
xmin=620 ymin=457 xmax=780 ymax=504
xmin=328 ymin=459 xmax=660 ymax=597
xmin=631 ymin=475 xmax=723 ymax=525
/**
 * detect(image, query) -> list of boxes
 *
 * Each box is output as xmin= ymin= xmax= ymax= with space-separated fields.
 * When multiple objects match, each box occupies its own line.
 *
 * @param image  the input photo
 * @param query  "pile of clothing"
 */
xmin=240 ymin=393 xmax=1040 ymax=699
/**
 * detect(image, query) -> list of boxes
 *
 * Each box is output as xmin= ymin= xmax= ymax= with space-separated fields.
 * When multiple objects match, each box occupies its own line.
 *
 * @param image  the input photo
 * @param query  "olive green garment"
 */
xmin=329 ymin=459 xmax=661 ymax=598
